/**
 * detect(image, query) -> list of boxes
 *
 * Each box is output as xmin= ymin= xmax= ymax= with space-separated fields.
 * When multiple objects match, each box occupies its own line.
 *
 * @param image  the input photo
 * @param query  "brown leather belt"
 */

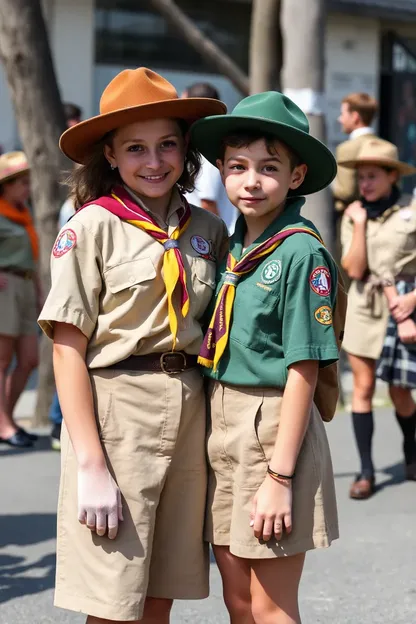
xmin=110 ymin=351 xmax=198 ymax=374
xmin=1 ymin=267 xmax=34 ymax=280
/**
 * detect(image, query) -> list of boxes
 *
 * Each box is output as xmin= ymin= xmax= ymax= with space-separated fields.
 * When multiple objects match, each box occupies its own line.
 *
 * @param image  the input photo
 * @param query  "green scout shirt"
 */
xmin=0 ymin=214 xmax=35 ymax=271
xmin=204 ymin=197 xmax=339 ymax=388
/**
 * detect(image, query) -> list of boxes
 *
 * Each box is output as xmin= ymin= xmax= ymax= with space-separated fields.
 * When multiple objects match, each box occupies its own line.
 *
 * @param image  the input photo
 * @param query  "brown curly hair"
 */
xmin=66 ymin=120 xmax=201 ymax=209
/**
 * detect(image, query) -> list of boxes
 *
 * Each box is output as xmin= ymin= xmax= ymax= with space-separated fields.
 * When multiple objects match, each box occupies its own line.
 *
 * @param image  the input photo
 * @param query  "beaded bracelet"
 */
xmin=267 ymin=466 xmax=294 ymax=481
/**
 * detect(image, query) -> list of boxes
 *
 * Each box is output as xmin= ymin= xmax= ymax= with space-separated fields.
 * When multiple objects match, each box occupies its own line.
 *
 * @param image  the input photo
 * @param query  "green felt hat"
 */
xmin=190 ymin=91 xmax=337 ymax=196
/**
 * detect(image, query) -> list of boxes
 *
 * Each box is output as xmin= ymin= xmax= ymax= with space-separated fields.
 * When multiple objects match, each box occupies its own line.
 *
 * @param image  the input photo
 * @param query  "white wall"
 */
xmin=325 ymin=14 xmax=380 ymax=153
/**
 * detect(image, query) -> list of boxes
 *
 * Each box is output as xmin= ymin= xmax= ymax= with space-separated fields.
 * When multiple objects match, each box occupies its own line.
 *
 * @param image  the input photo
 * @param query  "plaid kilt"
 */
xmin=376 ymin=279 xmax=416 ymax=388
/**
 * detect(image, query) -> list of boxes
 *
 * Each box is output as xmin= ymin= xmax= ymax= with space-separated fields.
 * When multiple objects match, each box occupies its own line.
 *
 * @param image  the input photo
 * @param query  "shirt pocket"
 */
xmin=191 ymin=256 xmax=216 ymax=319
xmin=393 ymin=217 xmax=416 ymax=252
xmin=104 ymin=257 xmax=157 ymax=294
xmin=231 ymin=283 xmax=280 ymax=352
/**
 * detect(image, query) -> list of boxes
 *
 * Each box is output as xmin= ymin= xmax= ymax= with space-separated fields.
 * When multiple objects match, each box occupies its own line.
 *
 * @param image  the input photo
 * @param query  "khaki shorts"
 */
xmin=55 ymin=369 xmax=209 ymax=621
xmin=206 ymin=381 xmax=339 ymax=559
xmin=0 ymin=273 xmax=37 ymax=337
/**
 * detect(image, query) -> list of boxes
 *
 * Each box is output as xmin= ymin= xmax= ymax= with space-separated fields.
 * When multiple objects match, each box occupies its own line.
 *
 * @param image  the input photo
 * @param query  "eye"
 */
xmin=229 ymin=164 xmax=245 ymax=171
xmin=127 ymin=144 xmax=143 ymax=152
xmin=161 ymin=140 xmax=178 ymax=149
xmin=263 ymin=165 xmax=278 ymax=173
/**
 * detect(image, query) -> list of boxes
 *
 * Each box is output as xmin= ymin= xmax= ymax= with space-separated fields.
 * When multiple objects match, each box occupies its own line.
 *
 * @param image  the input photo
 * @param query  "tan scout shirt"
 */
xmin=38 ymin=189 xmax=228 ymax=368
xmin=333 ymin=133 xmax=376 ymax=212
xmin=341 ymin=199 xmax=416 ymax=358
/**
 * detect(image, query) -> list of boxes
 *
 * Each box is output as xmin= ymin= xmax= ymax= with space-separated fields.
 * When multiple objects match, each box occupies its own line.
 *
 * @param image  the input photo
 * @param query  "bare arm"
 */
xmin=341 ymin=201 xmax=368 ymax=280
xmin=200 ymin=199 xmax=219 ymax=216
xmin=251 ymin=360 xmax=318 ymax=542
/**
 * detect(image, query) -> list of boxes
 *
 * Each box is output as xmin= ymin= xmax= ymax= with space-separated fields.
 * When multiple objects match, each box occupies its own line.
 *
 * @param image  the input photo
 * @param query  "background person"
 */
xmin=0 ymin=152 xmax=40 ymax=447
xmin=340 ymin=138 xmax=416 ymax=499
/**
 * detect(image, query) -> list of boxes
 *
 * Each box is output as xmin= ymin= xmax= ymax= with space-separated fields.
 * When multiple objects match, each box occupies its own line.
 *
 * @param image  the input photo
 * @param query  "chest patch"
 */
xmin=190 ymin=235 xmax=214 ymax=260
xmin=314 ymin=305 xmax=332 ymax=325
xmin=309 ymin=266 xmax=331 ymax=296
xmin=261 ymin=259 xmax=282 ymax=285
xmin=53 ymin=228 xmax=77 ymax=258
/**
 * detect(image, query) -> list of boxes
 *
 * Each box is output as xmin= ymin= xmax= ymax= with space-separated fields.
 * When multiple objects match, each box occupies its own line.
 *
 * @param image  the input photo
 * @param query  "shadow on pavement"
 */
xmin=0 ymin=434 xmax=52 ymax=457
xmin=0 ymin=552 xmax=55 ymax=605
xmin=0 ymin=513 xmax=56 ymax=549
xmin=334 ymin=461 xmax=406 ymax=491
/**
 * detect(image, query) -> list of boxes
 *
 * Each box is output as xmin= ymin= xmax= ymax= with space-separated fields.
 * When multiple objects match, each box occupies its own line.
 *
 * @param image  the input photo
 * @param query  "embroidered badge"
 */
xmin=190 ymin=235 xmax=214 ymax=260
xmin=314 ymin=305 xmax=333 ymax=325
xmin=261 ymin=259 xmax=282 ymax=285
xmin=310 ymin=266 xmax=331 ymax=296
xmin=53 ymin=229 xmax=77 ymax=258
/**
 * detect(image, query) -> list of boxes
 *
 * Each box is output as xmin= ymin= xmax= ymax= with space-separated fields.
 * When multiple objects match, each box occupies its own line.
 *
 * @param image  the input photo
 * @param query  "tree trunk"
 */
xmin=0 ymin=0 xmax=69 ymax=425
xmin=249 ymin=0 xmax=282 ymax=93
xmin=281 ymin=0 xmax=335 ymax=253
xmin=148 ymin=0 xmax=249 ymax=95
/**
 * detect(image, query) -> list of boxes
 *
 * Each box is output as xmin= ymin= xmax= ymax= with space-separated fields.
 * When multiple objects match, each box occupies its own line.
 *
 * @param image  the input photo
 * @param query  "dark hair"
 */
xmin=67 ymin=120 xmax=201 ymax=208
xmin=63 ymin=102 xmax=82 ymax=123
xmin=185 ymin=82 xmax=220 ymax=100
xmin=219 ymin=130 xmax=302 ymax=171
xmin=342 ymin=93 xmax=378 ymax=126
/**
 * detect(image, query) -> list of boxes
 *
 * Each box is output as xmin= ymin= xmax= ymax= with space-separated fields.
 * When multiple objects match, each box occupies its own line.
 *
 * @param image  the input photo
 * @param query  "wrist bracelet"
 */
xmin=267 ymin=466 xmax=294 ymax=480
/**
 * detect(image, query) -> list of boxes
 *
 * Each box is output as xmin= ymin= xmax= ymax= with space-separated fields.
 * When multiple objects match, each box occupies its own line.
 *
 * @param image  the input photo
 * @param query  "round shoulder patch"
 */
xmin=261 ymin=259 xmax=282 ymax=285
xmin=314 ymin=305 xmax=332 ymax=325
xmin=53 ymin=228 xmax=77 ymax=258
xmin=191 ymin=234 xmax=211 ymax=256
xmin=310 ymin=266 xmax=331 ymax=296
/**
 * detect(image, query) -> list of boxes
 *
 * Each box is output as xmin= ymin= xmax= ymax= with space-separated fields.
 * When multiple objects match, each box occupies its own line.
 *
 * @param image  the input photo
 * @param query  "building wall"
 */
xmin=325 ymin=13 xmax=380 ymax=152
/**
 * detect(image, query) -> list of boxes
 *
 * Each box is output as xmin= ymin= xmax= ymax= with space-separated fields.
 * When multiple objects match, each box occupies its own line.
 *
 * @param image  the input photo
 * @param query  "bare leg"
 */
xmin=213 ymin=545 xmax=255 ymax=623
xmin=0 ymin=334 xmax=18 ymax=438
xmin=86 ymin=598 xmax=172 ymax=624
xmin=389 ymin=385 xmax=416 ymax=417
xmin=348 ymin=354 xmax=376 ymax=413
xmin=6 ymin=334 xmax=39 ymax=419
xmin=250 ymin=553 xmax=306 ymax=624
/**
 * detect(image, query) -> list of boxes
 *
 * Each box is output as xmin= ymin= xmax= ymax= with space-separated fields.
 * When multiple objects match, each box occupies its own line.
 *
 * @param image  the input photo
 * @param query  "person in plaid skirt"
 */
xmin=340 ymin=138 xmax=416 ymax=499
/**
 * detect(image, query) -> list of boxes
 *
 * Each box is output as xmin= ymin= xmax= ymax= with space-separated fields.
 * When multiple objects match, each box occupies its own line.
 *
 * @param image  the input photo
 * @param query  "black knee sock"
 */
xmin=352 ymin=411 xmax=374 ymax=478
xmin=395 ymin=411 xmax=416 ymax=465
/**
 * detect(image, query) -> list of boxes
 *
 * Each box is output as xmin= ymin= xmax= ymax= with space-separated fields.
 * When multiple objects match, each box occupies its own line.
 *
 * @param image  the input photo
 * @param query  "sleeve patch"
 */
xmin=310 ymin=266 xmax=331 ymax=296
xmin=53 ymin=228 xmax=77 ymax=258
xmin=314 ymin=305 xmax=332 ymax=325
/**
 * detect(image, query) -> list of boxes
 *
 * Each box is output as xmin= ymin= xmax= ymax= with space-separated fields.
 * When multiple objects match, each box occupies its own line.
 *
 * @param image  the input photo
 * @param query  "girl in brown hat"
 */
xmin=38 ymin=67 xmax=227 ymax=622
xmin=0 ymin=151 xmax=40 ymax=448
xmin=340 ymin=138 xmax=416 ymax=499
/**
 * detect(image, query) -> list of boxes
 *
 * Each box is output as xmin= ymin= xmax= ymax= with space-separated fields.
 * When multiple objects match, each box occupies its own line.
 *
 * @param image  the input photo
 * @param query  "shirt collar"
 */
xmin=231 ymin=196 xmax=306 ymax=261
xmin=349 ymin=127 xmax=373 ymax=140
xmin=123 ymin=184 xmax=184 ymax=229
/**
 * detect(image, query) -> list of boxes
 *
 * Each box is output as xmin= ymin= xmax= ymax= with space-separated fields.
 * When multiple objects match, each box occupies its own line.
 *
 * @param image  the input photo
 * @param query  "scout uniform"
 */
xmin=0 ymin=152 xmax=38 ymax=338
xmin=38 ymin=68 xmax=228 ymax=621
xmin=340 ymin=140 xmax=416 ymax=361
xmin=190 ymin=92 xmax=341 ymax=559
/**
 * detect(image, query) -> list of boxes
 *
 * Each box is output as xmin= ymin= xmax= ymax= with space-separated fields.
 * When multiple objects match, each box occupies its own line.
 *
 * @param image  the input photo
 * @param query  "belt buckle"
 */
xmin=160 ymin=351 xmax=187 ymax=375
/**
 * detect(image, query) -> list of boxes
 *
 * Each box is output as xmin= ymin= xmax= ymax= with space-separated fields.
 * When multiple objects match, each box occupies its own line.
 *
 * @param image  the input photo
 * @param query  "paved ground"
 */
xmin=1 ymin=403 xmax=416 ymax=623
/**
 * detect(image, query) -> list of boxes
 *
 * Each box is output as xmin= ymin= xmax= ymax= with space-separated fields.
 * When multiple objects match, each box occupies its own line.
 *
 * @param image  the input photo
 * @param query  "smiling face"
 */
xmin=357 ymin=164 xmax=398 ymax=202
xmin=104 ymin=118 xmax=187 ymax=205
xmin=217 ymin=138 xmax=307 ymax=222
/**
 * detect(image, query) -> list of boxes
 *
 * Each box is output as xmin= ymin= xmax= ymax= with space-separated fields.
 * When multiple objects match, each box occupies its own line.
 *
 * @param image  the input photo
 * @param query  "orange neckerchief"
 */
xmin=0 ymin=197 xmax=39 ymax=261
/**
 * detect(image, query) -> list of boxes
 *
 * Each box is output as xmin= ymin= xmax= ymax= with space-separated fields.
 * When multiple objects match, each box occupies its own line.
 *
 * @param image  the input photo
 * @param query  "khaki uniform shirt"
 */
xmin=341 ymin=199 xmax=416 ymax=359
xmin=333 ymin=133 xmax=376 ymax=212
xmin=0 ymin=214 xmax=35 ymax=271
xmin=38 ymin=188 xmax=228 ymax=368
xmin=204 ymin=198 xmax=339 ymax=388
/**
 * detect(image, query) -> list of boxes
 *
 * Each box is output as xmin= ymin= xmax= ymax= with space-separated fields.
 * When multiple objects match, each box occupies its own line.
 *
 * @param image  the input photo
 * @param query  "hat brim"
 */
xmin=190 ymin=115 xmax=337 ymax=196
xmin=338 ymin=156 xmax=416 ymax=177
xmin=0 ymin=165 xmax=30 ymax=185
xmin=60 ymin=98 xmax=227 ymax=164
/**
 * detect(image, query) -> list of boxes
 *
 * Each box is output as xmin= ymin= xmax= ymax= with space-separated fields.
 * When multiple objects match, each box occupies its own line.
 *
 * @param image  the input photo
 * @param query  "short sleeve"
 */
xmin=340 ymin=214 xmax=354 ymax=259
xmin=282 ymin=251 xmax=339 ymax=369
xmin=38 ymin=220 xmax=102 ymax=339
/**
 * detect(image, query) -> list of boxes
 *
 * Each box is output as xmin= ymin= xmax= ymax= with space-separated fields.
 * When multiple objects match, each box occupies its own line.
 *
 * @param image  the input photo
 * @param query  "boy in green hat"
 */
xmin=191 ymin=92 xmax=343 ymax=623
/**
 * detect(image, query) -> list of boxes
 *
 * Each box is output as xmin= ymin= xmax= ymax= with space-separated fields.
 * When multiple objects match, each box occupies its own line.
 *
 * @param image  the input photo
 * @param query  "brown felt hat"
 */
xmin=0 ymin=151 xmax=30 ymax=184
xmin=338 ymin=138 xmax=416 ymax=177
xmin=60 ymin=67 xmax=227 ymax=164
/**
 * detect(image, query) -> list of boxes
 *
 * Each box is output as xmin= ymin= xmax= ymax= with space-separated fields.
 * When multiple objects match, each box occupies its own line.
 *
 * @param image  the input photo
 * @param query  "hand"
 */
xmin=345 ymin=200 xmax=367 ymax=225
xmin=77 ymin=465 xmax=123 ymax=539
xmin=250 ymin=475 xmax=292 ymax=542
xmin=0 ymin=272 xmax=8 ymax=290
xmin=390 ymin=292 xmax=416 ymax=323
xmin=398 ymin=318 xmax=416 ymax=344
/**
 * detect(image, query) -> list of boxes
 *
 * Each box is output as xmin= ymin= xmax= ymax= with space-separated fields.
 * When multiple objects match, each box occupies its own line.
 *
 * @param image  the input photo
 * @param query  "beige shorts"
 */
xmin=0 ymin=273 xmax=37 ymax=337
xmin=206 ymin=381 xmax=339 ymax=559
xmin=55 ymin=368 xmax=209 ymax=621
